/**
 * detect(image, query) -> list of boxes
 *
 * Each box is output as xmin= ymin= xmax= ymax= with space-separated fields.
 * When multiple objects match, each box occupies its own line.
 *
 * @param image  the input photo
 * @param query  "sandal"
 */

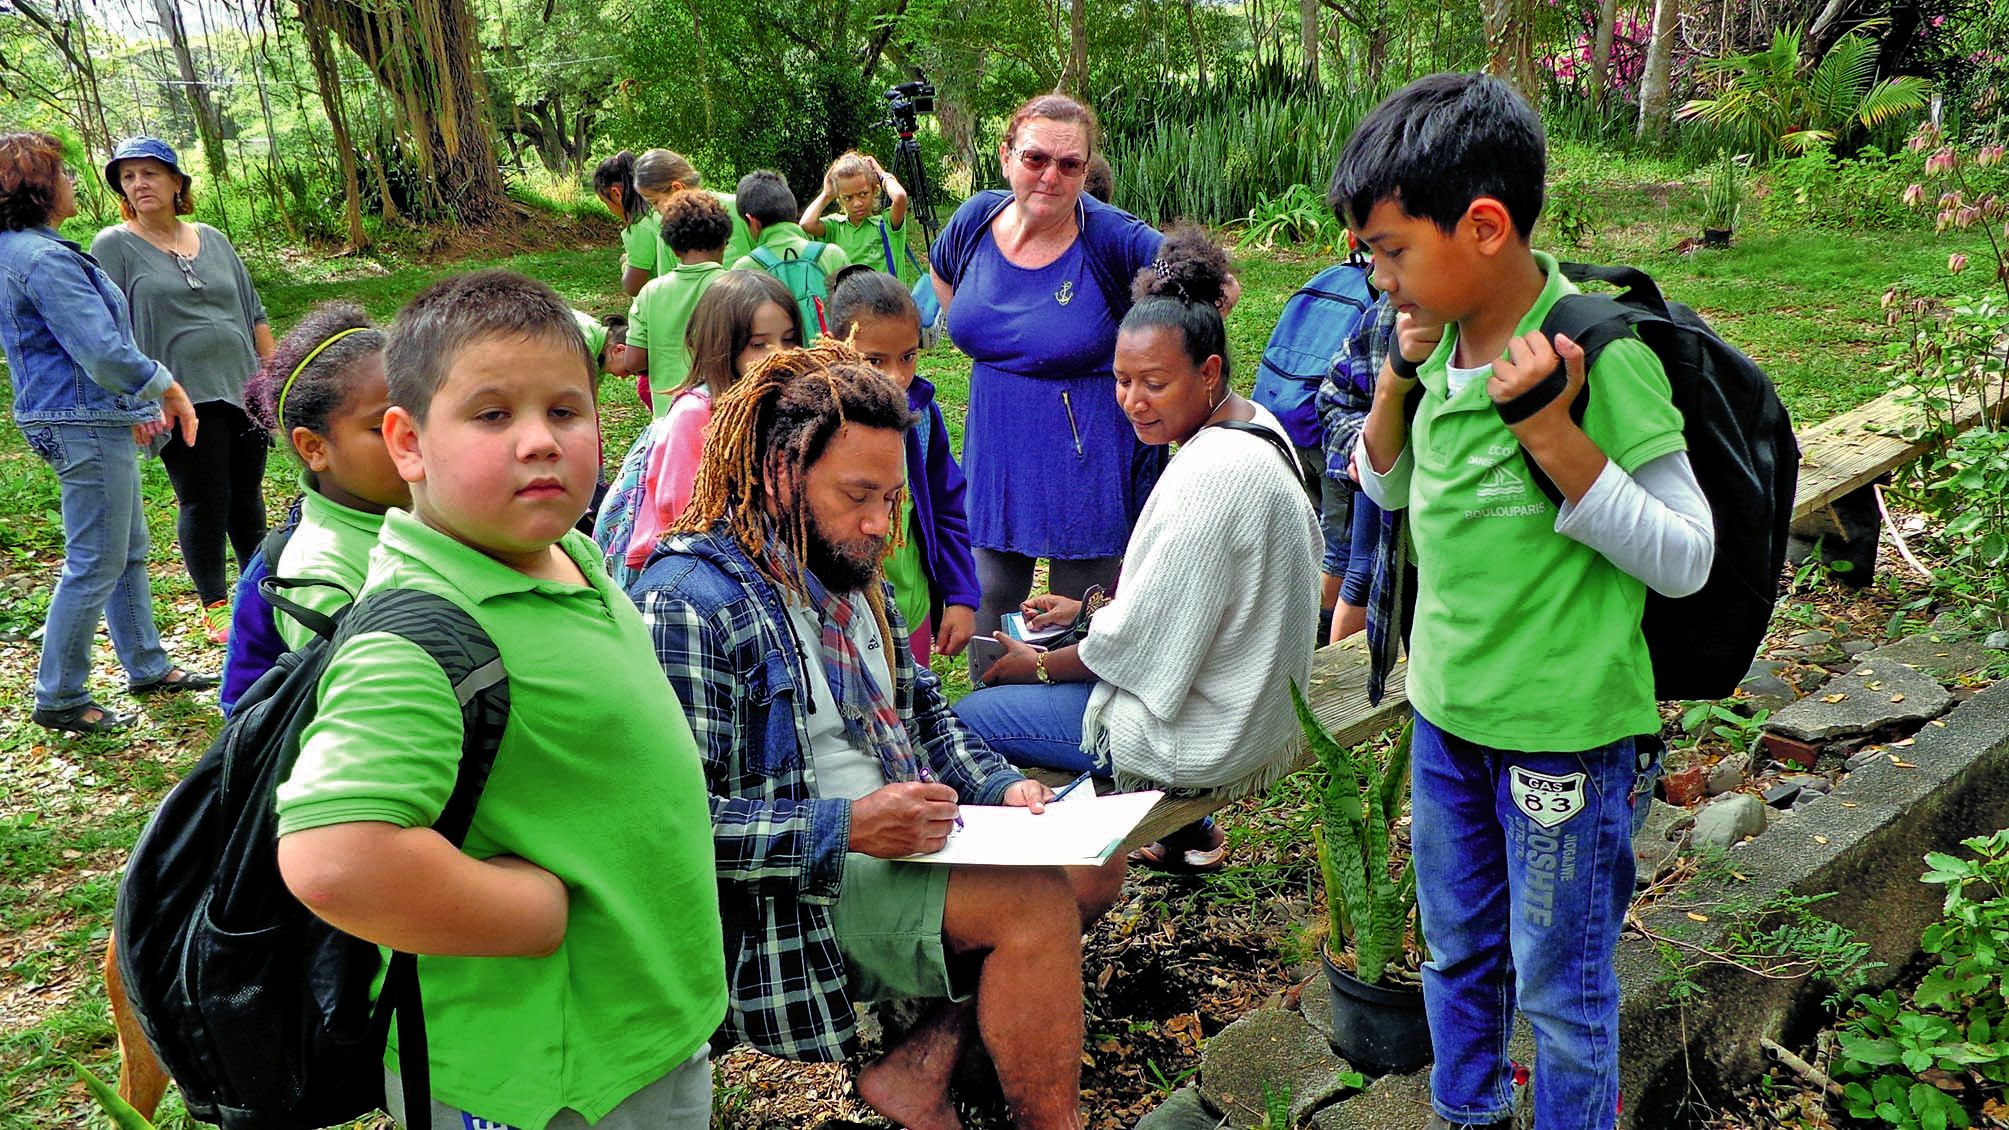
xmin=129 ymin=667 xmax=219 ymax=695
xmin=201 ymin=599 xmax=231 ymax=645
xmin=32 ymin=701 xmax=136 ymax=735
xmin=1127 ymin=816 xmax=1228 ymax=874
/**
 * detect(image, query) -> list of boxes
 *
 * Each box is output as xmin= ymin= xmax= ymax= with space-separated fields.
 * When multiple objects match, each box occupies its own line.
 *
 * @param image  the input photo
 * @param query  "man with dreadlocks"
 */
xmin=633 ymin=340 xmax=1120 ymax=1130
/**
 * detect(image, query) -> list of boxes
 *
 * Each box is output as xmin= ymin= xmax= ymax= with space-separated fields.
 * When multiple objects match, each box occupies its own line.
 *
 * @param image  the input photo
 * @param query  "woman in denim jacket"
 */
xmin=0 ymin=132 xmax=212 ymax=734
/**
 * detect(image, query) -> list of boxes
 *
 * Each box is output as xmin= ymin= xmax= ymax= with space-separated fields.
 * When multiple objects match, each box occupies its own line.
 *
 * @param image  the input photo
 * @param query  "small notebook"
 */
xmin=899 ymin=789 xmax=1164 ymax=867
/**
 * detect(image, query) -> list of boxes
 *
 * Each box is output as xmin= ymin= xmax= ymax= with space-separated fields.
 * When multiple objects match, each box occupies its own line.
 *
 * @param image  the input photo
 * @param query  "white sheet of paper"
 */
xmin=898 ymin=789 xmax=1164 ymax=866
xmin=1001 ymin=611 xmax=1067 ymax=645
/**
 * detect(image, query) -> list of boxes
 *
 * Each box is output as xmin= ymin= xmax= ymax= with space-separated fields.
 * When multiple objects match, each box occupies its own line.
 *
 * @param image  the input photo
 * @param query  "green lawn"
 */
xmin=0 ymin=188 xmax=1998 ymax=1127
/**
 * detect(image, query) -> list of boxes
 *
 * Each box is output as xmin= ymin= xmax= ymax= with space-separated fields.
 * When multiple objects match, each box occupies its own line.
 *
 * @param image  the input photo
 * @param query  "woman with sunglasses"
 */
xmin=930 ymin=93 xmax=1174 ymax=666
xmin=0 ymin=132 xmax=214 ymax=734
xmin=92 ymin=137 xmax=274 ymax=643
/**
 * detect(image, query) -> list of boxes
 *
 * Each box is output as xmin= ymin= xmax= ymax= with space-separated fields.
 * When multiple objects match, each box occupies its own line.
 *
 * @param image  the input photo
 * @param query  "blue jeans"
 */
xmin=1339 ymin=487 xmax=1381 ymax=606
xmin=22 ymin=423 xmax=172 ymax=710
xmin=952 ymin=680 xmax=1104 ymax=775
xmin=1409 ymin=712 xmax=1648 ymax=1130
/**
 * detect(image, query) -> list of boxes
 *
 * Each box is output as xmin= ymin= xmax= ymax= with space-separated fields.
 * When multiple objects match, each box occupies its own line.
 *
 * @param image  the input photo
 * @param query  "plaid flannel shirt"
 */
xmin=1314 ymin=297 xmax=1413 ymax=705
xmin=633 ymin=525 xmax=1024 ymax=1062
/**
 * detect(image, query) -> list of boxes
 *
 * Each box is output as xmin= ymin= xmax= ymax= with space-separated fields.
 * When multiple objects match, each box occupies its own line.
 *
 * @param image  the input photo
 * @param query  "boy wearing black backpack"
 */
xmin=274 ymin=270 xmax=725 ymax=1129
xmin=730 ymin=169 xmax=850 ymax=341
xmin=1338 ymin=75 xmax=1716 ymax=1130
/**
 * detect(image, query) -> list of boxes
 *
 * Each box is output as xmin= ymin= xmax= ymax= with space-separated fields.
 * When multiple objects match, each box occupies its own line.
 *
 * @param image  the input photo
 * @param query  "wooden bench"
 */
xmin=1064 ymin=381 xmax=2008 ymax=853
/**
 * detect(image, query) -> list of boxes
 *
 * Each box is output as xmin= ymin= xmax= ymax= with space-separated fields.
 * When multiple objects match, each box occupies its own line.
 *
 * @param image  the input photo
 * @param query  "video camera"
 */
xmin=884 ymin=80 xmax=936 ymax=137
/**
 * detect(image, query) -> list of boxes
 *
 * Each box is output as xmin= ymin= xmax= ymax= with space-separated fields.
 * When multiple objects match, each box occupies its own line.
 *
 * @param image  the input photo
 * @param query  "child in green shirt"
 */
xmin=730 ymin=170 xmax=850 ymax=339
xmin=275 ymin=269 xmax=725 ymax=1130
xmin=800 ymin=150 xmax=924 ymax=289
xmin=626 ymin=190 xmax=732 ymax=416
xmin=593 ymin=150 xmax=661 ymax=299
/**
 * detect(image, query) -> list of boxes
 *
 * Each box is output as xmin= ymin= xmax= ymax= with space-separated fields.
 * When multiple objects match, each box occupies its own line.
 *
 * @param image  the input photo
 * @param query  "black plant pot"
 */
xmin=1701 ymin=227 xmax=1733 ymax=248
xmin=1323 ymin=948 xmax=1431 ymax=1074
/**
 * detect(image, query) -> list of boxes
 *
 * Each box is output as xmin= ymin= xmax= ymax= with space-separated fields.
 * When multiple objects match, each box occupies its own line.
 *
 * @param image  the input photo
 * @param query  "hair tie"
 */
xmin=1151 ymin=259 xmax=1173 ymax=280
xmin=277 ymin=326 xmax=368 ymax=431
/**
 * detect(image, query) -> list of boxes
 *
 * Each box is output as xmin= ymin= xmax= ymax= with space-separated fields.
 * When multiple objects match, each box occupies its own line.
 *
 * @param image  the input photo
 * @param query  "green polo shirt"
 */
xmin=571 ymin=309 xmax=609 ymax=369
xmin=712 ymin=191 xmax=754 ymax=266
xmin=626 ymin=261 xmax=725 ymax=417
xmin=272 ymin=478 xmax=385 ymax=651
xmin=619 ymin=214 xmax=665 ymax=278
xmin=884 ymin=493 xmax=929 ymax=634
xmin=820 ymin=213 xmax=923 ymax=288
xmin=729 ymin=221 xmax=851 ymax=281
xmin=276 ymin=511 xmax=725 ymax=1129
xmin=1405 ymin=251 xmax=1686 ymax=753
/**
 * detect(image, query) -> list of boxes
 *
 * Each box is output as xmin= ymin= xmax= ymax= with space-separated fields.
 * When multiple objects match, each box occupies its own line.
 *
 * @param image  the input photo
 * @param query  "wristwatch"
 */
xmin=1033 ymin=650 xmax=1053 ymax=684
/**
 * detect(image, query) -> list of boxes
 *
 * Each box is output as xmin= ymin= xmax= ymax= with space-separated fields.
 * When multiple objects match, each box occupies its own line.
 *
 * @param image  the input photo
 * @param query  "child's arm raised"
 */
xmin=800 ymin=169 xmax=835 ymax=237
xmin=871 ymin=157 xmax=909 ymax=231
xmin=279 ymin=824 xmax=567 ymax=957
xmin=1356 ymin=312 xmax=1440 ymax=506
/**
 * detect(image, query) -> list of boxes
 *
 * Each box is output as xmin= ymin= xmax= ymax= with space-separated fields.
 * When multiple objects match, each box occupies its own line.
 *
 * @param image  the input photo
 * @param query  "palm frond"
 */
xmin=1855 ymin=76 xmax=1931 ymax=128
xmin=1806 ymin=34 xmax=1877 ymax=130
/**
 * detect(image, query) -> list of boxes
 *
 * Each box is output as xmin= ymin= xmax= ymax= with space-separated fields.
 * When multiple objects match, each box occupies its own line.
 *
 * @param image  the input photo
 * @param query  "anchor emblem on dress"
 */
xmin=1054 ymin=280 xmax=1074 ymax=306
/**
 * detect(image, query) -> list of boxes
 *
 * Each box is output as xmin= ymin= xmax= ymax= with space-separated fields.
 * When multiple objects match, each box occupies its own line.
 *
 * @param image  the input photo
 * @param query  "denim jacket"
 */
xmin=632 ymin=525 xmax=1023 ymax=1061
xmin=0 ymin=226 xmax=173 ymax=426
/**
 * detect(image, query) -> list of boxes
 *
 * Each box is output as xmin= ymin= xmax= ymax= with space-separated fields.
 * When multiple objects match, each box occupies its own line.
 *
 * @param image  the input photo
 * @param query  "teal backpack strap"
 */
xmin=749 ymin=245 xmax=780 ymax=271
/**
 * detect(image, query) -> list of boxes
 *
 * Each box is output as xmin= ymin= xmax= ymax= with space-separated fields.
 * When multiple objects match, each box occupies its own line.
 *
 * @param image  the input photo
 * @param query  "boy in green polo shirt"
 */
xmin=1337 ymin=75 xmax=1715 ymax=1130
xmin=627 ymin=190 xmax=732 ymax=416
xmin=275 ymin=269 xmax=725 ymax=1130
xmin=730 ymin=170 xmax=849 ymax=339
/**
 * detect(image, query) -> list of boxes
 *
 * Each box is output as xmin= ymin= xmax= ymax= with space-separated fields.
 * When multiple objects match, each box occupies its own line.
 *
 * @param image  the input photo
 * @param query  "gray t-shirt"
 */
xmin=89 ymin=223 xmax=266 ymax=407
xmin=785 ymin=593 xmax=896 ymax=803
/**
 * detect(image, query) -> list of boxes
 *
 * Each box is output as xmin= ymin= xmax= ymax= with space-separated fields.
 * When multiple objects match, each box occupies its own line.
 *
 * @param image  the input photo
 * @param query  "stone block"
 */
xmin=1767 ymin=659 xmax=1954 ymax=743
xmin=1310 ymin=1069 xmax=1433 ymax=1130
xmin=1705 ymin=753 xmax=1750 ymax=796
xmin=1863 ymin=636 xmax=1994 ymax=680
xmin=1136 ymin=1086 xmax=1227 ymax=1130
xmin=1691 ymin=793 xmax=1768 ymax=851
xmin=1201 ymin=1008 xmax=1353 ymax=1127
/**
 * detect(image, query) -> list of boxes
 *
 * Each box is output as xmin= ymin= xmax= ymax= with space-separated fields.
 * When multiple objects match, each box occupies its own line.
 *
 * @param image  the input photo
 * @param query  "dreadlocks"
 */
xmin=675 ymin=339 xmax=916 ymax=662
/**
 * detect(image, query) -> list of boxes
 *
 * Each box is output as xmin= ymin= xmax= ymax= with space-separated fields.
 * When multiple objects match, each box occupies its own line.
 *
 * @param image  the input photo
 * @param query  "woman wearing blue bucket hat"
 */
xmin=0 ymin=131 xmax=215 ymax=733
xmin=93 ymin=136 xmax=274 ymax=644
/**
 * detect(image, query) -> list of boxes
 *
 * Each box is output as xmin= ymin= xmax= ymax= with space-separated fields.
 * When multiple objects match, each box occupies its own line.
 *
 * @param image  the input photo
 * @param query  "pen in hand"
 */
xmin=914 ymin=762 xmax=964 ymax=830
xmin=1046 ymin=772 xmax=1094 ymax=806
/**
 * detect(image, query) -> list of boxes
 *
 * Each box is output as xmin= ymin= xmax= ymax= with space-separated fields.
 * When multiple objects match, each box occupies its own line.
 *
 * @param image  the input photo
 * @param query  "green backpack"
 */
xmin=749 ymin=242 xmax=832 ymax=341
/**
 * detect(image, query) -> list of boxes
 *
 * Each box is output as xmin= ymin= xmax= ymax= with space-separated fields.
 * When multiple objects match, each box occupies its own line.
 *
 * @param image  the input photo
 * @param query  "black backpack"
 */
xmin=114 ymin=579 xmax=511 ymax=1130
xmin=1525 ymin=262 xmax=1800 ymax=701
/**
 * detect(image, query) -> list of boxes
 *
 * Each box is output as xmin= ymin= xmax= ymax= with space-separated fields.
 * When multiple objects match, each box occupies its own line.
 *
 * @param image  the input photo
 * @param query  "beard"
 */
xmin=804 ymin=515 xmax=886 ymax=594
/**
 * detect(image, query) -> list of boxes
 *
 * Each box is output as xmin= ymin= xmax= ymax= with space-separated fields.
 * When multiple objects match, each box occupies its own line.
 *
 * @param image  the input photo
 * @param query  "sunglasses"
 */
xmin=173 ymin=252 xmax=204 ymax=291
xmin=1012 ymin=147 xmax=1089 ymax=179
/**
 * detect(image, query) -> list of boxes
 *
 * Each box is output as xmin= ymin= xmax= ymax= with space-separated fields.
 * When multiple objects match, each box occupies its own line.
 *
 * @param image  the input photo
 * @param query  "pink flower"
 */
xmin=1948 ymin=252 xmax=1969 ymax=274
xmin=1977 ymin=145 xmax=2007 ymax=168
xmin=1940 ymin=191 xmax=1964 ymax=210
xmin=1956 ymin=205 xmax=1982 ymax=228
xmin=1903 ymin=183 xmax=1926 ymax=207
xmin=1926 ymin=148 xmax=1958 ymax=176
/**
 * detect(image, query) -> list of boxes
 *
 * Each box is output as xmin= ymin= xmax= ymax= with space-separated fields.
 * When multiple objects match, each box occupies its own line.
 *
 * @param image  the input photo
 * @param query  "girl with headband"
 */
xmin=220 ymin=304 xmax=404 ymax=707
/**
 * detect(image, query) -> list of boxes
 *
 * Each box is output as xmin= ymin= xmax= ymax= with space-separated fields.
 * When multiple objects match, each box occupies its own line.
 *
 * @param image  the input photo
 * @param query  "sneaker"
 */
xmin=202 ymin=599 xmax=230 ymax=645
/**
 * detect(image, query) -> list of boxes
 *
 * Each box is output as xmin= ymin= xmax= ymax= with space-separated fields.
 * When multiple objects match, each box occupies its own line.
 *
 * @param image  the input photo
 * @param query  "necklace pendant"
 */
xmin=1055 ymin=280 xmax=1074 ymax=307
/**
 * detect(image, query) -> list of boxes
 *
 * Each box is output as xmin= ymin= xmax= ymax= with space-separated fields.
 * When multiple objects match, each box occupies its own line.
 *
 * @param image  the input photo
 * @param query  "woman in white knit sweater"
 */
xmin=954 ymin=226 xmax=1322 ymax=871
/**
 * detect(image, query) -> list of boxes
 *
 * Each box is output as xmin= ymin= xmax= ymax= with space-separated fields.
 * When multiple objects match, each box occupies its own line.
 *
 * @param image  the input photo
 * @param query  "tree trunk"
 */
xmin=296 ymin=0 xmax=367 ymax=247
xmin=1637 ymin=0 xmax=1678 ymax=138
xmin=1058 ymin=0 xmax=1089 ymax=95
xmin=151 ymin=0 xmax=229 ymax=184
xmin=1183 ymin=0 xmax=1208 ymax=86
xmin=304 ymin=0 xmax=508 ymax=223
xmin=12 ymin=0 xmax=117 ymax=153
xmin=1301 ymin=0 xmax=1321 ymax=86
xmin=1590 ymin=0 xmax=1618 ymax=104
xmin=1479 ymin=0 xmax=1540 ymax=101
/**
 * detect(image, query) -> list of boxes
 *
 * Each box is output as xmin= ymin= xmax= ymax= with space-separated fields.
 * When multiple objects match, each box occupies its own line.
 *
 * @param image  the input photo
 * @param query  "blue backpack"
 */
xmin=219 ymin=499 xmax=307 ymax=716
xmin=1254 ymin=260 xmax=1376 ymax=449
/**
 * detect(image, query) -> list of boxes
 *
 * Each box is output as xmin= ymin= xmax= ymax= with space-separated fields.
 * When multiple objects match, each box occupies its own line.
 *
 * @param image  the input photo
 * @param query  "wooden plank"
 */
xmin=1791 ymin=387 xmax=2007 ymax=523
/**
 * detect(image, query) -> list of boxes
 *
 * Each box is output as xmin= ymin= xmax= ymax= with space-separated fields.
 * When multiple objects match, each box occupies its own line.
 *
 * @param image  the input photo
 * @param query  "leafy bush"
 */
xmin=1836 ymin=828 xmax=2009 ymax=1130
xmin=1678 ymin=30 xmax=1929 ymax=158
xmin=1766 ymin=145 xmax=1928 ymax=229
xmin=1236 ymin=184 xmax=1347 ymax=254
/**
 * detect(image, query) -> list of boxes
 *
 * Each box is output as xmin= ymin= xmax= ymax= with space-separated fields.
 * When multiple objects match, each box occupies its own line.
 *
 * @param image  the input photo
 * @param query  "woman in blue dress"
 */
xmin=929 ymin=94 xmax=1166 ymax=647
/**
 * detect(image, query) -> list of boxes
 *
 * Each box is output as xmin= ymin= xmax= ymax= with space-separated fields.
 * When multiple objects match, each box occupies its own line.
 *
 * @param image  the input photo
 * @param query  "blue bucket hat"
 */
xmin=104 ymin=137 xmax=189 ymax=195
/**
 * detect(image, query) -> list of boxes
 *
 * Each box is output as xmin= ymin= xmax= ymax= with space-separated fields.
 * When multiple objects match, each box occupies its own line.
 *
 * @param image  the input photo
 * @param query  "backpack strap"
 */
xmin=879 ymin=218 xmax=898 ymax=275
xmin=258 ymin=574 xmax=356 ymax=643
xmin=335 ymin=588 xmax=510 ymax=1130
xmin=1557 ymin=261 xmax=1672 ymax=320
xmin=1514 ymin=291 xmax=1667 ymax=508
xmin=749 ymin=245 xmax=781 ymax=272
xmin=1206 ymin=419 xmax=1311 ymax=494
xmin=803 ymin=240 xmax=828 ymax=266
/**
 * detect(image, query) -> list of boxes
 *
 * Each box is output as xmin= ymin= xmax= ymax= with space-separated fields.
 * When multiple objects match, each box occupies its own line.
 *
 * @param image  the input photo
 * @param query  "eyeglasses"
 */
xmin=173 ymin=252 xmax=204 ymax=291
xmin=1012 ymin=147 xmax=1089 ymax=179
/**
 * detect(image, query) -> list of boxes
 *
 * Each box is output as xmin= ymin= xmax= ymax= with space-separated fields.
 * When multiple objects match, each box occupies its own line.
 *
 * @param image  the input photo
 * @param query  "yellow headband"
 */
xmin=276 ymin=326 xmax=369 ymax=432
